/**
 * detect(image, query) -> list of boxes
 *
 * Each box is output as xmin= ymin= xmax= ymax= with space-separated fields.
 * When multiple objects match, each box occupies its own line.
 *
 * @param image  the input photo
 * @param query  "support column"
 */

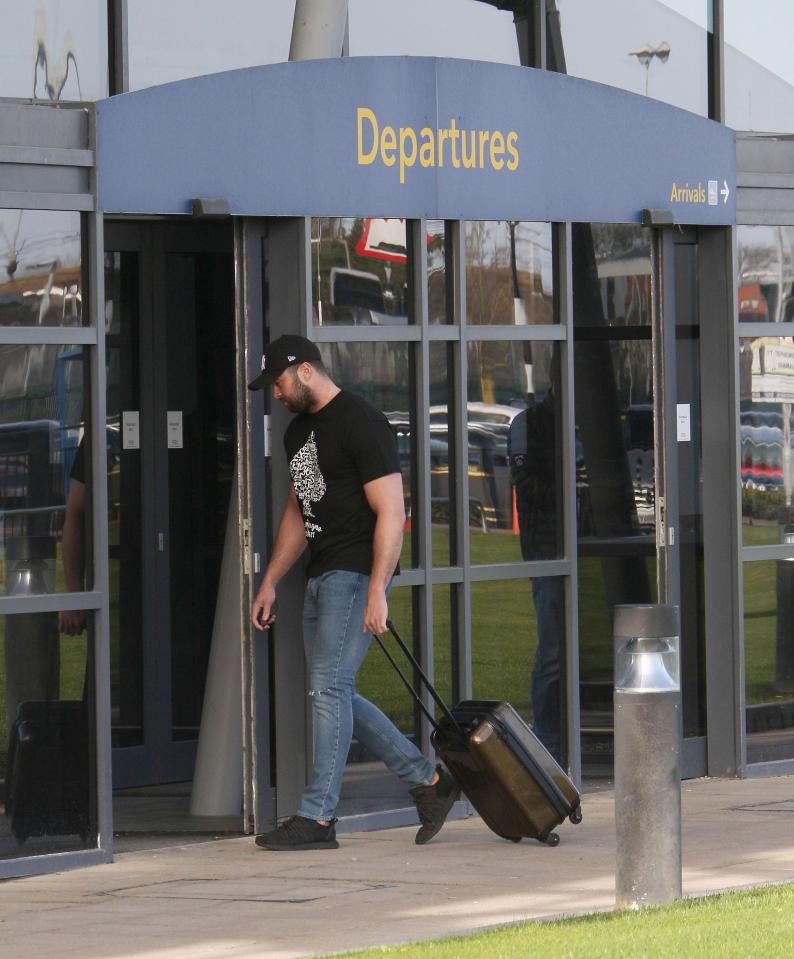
xmin=290 ymin=0 xmax=348 ymax=61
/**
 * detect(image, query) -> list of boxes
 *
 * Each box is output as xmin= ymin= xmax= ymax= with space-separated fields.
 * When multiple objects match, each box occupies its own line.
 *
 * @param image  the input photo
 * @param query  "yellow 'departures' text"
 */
xmin=357 ymin=107 xmax=520 ymax=184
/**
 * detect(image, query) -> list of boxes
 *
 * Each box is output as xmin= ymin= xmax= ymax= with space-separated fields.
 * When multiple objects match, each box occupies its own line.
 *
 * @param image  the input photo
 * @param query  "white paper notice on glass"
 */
xmin=167 ymin=410 xmax=183 ymax=449
xmin=676 ymin=404 xmax=691 ymax=442
xmin=122 ymin=411 xmax=140 ymax=450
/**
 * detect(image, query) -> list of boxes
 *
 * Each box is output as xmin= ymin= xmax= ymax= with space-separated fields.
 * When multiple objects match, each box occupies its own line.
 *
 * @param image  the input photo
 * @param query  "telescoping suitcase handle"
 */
xmin=375 ymin=620 xmax=461 ymax=733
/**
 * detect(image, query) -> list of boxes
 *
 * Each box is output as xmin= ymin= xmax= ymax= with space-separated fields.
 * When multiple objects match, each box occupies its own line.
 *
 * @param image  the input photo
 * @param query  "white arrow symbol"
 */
xmin=721 ymin=180 xmax=730 ymax=204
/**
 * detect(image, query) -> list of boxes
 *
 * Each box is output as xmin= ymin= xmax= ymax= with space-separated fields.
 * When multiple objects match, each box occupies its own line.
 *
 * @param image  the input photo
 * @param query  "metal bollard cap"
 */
xmin=613 ymin=603 xmax=680 ymax=639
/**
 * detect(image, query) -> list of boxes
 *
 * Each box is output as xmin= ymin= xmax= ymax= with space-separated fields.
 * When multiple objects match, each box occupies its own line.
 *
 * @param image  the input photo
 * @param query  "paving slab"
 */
xmin=1 ymin=776 xmax=793 ymax=959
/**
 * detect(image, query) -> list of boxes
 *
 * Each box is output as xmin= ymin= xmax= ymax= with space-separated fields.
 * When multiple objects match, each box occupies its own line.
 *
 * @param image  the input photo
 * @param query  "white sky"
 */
xmin=1 ymin=1 xmax=793 ymax=103
xmin=348 ymin=0 xmax=518 ymax=62
xmin=659 ymin=0 xmax=711 ymax=29
xmin=724 ymin=0 xmax=794 ymax=88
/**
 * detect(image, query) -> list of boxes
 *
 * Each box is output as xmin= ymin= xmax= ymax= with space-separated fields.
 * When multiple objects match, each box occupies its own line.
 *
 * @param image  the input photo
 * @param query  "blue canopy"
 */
xmin=97 ymin=56 xmax=735 ymax=225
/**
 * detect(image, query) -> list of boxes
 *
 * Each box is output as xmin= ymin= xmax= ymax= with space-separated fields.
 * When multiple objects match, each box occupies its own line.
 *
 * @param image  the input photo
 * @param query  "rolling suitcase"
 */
xmin=376 ymin=620 xmax=582 ymax=846
xmin=5 ymin=699 xmax=91 ymax=844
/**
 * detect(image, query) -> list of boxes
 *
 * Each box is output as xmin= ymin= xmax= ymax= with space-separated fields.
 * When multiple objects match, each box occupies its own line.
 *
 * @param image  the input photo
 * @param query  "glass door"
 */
xmin=573 ymin=223 xmax=657 ymax=775
xmin=673 ymin=232 xmax=707 ymax=764
xmin=573 ymin=222 xmax=707 ymax=777
xmin=104 ymin=222 xmax=235 ymax=788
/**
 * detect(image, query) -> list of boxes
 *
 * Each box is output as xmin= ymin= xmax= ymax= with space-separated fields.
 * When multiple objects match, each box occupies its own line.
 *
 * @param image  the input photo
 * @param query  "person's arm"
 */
xmin=58 ymin=478 xmax=87 ymax=635
xmin=251 ymin=486 xmax=307 ymax=630
xmin=362 ymin=472 xmax=405 ymax=636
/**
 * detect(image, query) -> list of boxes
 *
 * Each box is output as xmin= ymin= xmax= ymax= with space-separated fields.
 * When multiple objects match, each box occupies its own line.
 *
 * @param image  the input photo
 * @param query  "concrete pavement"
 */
xmin=1 ymin=775 xmax=793 ymax=958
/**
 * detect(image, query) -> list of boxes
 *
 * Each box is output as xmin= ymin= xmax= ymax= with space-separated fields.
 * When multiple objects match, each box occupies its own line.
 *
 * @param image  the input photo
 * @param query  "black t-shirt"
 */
xmin=508 ymin=394 xmax=559 ymax=560
xmin=284 ymin=390 xmax=401 ymax=578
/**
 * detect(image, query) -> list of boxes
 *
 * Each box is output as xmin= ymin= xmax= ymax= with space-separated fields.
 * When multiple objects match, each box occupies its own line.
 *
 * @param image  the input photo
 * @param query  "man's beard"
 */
xmin=283 ymin=375 xmax=315 ymax=414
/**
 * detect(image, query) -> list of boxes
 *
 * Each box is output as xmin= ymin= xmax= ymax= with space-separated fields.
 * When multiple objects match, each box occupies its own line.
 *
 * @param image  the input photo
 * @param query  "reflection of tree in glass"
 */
xmin=33 ymin=0 xmax=83 ymax=101
xmin=0 ymin=211 xmax=25 ymax=279
xmin=427 ymin=221 xmax=447 ymax=324
xmin=465 ymin=221 xmax=553 ymax=325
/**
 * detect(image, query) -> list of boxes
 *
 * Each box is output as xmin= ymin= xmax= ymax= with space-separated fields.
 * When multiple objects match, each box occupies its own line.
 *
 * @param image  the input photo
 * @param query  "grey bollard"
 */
xmin=614 ymin=604 xmax=682 ymax=910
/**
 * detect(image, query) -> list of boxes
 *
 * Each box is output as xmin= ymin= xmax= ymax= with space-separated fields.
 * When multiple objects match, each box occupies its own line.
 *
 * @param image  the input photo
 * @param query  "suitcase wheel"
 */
xmin=537 ymin=831 xmax=561 ymax=847
xmin=569 ymin=805 xmax=583 ymax=825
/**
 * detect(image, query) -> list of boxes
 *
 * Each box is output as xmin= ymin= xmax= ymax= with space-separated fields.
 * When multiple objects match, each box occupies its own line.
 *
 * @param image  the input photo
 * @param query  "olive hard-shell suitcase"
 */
xmin=432 ymin=700 xmax=581 ymax=845
xmin=5 ymin=700 xmax=91 ymax=843
xmin=376 ymin=621 xmax=582 ymax=846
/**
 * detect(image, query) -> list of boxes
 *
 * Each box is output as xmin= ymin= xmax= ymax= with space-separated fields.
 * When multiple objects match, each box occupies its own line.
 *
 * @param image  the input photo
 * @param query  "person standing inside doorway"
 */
xmin=249 ymin=335 xmax=459 ymax=851
xmin=508 ymin=381 xmax=564 ymax=764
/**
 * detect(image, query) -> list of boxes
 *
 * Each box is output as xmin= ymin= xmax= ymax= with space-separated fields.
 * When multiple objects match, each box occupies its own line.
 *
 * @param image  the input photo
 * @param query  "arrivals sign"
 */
xmin=98 ymin=57 xmax=736 ymax=225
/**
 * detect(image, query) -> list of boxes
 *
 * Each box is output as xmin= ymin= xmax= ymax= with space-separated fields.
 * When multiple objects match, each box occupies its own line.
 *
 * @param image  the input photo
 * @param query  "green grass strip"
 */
xmin=326 ymin=883 xmax=794 ymax=959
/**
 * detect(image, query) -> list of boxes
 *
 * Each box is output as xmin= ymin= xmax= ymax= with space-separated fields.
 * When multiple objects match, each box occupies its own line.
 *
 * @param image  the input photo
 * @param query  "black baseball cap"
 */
xmin=248 ymin=334 xmax=322 ymax=390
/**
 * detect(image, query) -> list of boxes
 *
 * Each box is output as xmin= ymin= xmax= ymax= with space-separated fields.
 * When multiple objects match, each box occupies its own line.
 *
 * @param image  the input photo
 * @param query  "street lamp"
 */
xmin=629 ymin=42 xmax=670 ymax=97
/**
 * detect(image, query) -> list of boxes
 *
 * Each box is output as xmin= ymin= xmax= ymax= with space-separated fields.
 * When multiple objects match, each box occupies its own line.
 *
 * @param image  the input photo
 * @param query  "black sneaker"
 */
xmin=255 ymin=815 xmax=339 ymax=851
xmin=410 ymin=765 xmax=461 ymax=845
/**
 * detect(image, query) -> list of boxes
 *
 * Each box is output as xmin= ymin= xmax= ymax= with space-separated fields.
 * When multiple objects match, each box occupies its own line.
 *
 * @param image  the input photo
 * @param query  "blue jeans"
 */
xmin=297 ymin=570 xmax=436 ymax=822
xmin=531 ymin=577 xmax=563 ymax=763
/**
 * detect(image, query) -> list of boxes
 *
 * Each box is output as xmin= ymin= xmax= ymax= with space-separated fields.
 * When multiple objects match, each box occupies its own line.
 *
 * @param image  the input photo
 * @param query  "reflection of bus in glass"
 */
xmin=737 ymin=222 xmax=794 ymax=323
xmin=330 ymin=267 xmax=383 ymax=308
xmin=741 ymin=407 xmax=786 ymax=490
xmin=738 ymin=283 xmax=769 ymax=323
xmin=0 ymin=342 xmax=84 ymax=525
xmin=328 ymin=267 xmax=407 ymax=325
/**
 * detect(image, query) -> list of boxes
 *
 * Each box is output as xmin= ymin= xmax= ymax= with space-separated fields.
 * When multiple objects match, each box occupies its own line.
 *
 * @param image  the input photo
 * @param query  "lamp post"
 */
xmin=629 ymin=42 xmax=670 ymax=97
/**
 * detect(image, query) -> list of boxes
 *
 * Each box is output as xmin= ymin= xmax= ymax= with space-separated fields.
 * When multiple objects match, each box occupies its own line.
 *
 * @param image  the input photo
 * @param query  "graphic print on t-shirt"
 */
xmin=289 ymin=430 xmax=326 ymax=538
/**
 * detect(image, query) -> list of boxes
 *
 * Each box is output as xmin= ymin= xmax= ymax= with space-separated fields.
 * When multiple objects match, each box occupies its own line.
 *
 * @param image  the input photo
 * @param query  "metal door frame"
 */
xmin=652 ymin=223 xmax=744 ymax=779
xmin=258 ymin=217 xmax=578 ymax=830
xmin=0 ymin=100 xmax=112 ymax=878
xmin=103 ymin=220 xmax=157 ymax=786
xmin=238 ymin=218 xmax=276 ymax=833
xmin=651 ymin=223 xmax=711 ymax=778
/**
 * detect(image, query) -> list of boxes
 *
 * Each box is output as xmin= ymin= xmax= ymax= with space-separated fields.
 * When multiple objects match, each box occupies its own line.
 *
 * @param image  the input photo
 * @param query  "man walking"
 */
xmin=249 ymin=334 xmax=459 ymax=851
